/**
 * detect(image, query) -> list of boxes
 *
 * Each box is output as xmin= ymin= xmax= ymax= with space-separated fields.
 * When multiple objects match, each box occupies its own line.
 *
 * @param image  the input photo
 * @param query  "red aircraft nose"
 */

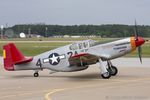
xmin=135 ymin=37 xmax=145 ymax=47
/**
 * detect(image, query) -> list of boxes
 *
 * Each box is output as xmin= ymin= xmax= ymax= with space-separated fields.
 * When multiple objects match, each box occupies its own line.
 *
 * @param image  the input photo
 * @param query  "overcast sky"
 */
xmin=0 ymin=0 xmax=150 ymax=26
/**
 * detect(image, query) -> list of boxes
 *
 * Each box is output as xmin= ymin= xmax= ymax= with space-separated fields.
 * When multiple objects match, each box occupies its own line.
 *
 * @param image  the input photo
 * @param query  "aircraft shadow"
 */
xmin=8 ymin=73 xmax=101 ymax=80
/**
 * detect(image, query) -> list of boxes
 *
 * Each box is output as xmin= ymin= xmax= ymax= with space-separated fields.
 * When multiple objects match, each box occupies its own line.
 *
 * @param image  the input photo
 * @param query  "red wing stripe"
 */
xmin=71 ymin=53 xmax=88 ymax=58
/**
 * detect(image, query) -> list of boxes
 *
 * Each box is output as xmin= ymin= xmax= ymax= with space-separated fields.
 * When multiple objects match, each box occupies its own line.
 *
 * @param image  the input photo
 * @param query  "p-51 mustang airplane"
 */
xmin=3 ymin=24 xmax=145 ymax=79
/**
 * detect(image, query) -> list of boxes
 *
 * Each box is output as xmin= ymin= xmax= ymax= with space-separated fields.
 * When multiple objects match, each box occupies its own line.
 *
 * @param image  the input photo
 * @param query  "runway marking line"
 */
xmin=45 ymin=77 xmax=150 ymax=100
xmin=45 ymin=89 xmax=65 ymax=100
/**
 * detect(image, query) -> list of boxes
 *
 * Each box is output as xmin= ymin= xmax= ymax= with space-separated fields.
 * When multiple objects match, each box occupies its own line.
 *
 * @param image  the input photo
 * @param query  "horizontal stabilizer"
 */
xmin=14 ymin=57 xmax=33 ymax=65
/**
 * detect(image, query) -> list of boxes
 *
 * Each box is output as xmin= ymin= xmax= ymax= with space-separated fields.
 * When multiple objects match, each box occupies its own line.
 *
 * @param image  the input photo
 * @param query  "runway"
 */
xmin=0 ymin=58 xmax=150 ymax=100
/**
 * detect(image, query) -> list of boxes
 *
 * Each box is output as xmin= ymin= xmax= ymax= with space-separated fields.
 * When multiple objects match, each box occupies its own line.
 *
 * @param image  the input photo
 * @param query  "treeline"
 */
xmin=9 ymin=24 xmax=150 ymax=37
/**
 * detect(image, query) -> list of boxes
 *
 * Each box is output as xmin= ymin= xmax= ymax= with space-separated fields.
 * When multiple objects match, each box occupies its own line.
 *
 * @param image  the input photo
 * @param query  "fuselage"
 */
xmin=13 ymin=37 xmax=145 ymax=72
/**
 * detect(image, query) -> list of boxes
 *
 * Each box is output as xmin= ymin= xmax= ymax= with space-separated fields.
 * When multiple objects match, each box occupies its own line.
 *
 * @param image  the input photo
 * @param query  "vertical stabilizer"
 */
xmin=3 ymin=43 xmax=33 ymax=71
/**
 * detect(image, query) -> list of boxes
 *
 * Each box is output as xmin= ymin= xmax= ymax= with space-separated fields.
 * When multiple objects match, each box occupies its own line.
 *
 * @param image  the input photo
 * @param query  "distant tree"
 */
xmin=9 ymin=24 xmax=150 ymax=37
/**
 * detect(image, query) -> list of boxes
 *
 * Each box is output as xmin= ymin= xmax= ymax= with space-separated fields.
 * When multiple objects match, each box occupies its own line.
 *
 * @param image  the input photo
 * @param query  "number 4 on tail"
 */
xmin=36 ymin=59 xmax=43 ymax=70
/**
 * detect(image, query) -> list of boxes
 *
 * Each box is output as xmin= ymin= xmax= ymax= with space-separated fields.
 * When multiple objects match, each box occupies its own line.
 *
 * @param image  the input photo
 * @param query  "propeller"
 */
xmin=134 ymin=21 xmax=143 ymax=63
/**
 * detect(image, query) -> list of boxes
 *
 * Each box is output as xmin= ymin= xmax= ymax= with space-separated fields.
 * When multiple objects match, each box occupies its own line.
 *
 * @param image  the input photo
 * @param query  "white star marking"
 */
xmin=50 ymin=54 xmax=59 ymax=64
xmin=43 ymin=54 xmax=66 ymax=64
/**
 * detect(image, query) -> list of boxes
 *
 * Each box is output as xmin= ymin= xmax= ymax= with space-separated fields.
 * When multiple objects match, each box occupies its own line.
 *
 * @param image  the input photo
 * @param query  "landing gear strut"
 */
xmin=98 ymin=59 xmax=111 ymax=79
xmin=34 ymin=71 xmax=39 ymax=77
xmin=107 ymin=61 xmax=118 ymax=76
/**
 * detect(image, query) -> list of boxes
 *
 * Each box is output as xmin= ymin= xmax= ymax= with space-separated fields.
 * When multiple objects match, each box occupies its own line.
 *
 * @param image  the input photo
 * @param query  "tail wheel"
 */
xmin=108 ymin=66 xmax=118 ymax=76
xmin=34 ymin=73 xmax=39 ymax=77
xmin=101 ymin=72 xmax=111 ymax=79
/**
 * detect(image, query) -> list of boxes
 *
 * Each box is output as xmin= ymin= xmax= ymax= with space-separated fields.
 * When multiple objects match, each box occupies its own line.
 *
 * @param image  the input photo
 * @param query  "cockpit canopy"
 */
xmin=69 ymin=40 xmax=96 ymax=50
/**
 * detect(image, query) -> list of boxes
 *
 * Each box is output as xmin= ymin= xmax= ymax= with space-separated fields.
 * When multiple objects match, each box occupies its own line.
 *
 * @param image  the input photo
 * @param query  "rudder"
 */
xmin=3 ymin=43 xmax=14 ymax=71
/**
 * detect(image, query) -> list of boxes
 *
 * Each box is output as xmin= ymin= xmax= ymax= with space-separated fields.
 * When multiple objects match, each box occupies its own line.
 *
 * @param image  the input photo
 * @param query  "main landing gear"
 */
xmin=98 ymin=59 xmax=118 ymax=79
xmin=107 ymin=61 xmax=118 ymax=76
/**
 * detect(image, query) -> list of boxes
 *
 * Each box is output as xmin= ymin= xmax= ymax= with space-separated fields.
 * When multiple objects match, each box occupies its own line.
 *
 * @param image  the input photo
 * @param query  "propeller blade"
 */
xmin=135 ymin=20 xmax=139 ymax=40
xmin=138 ymin=46 xmax=142 ymax=63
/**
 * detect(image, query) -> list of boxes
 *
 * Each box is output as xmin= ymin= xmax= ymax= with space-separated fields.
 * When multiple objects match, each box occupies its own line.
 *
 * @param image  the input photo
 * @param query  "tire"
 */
xmin=109 ymin=66 xmax=118 ymax=76
xmin=34 ymin=73 xmax=39 ymax=77
xmin=101 ymin=72 xmax=111 ymax=79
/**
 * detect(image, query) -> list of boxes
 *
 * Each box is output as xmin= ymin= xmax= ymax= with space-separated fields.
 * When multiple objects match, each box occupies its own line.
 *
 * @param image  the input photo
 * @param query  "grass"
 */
xmin=0 ymin=42 xmax=70 ymax=56
xmin=0 ymin=37 xmax=149 ymax=57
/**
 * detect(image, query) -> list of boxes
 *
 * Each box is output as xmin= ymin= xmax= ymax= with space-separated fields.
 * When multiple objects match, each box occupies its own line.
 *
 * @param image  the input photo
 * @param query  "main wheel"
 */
xmin=108 ymin=66 xmax=118 ymax=76
xmin=101 ymin=72 xmax=111 ymax=79
xmin=34 ymin=73 xmax=39 ymax=77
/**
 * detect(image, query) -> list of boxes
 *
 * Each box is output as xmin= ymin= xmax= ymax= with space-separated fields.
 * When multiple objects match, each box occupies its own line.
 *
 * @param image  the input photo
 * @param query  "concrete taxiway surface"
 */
xmin=0 ymin=58 xmax=150 ymax=100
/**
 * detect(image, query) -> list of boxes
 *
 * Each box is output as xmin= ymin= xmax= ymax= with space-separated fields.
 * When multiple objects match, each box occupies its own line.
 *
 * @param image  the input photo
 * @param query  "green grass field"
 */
xmin=0 ymin=38 xmax=149 ymax=57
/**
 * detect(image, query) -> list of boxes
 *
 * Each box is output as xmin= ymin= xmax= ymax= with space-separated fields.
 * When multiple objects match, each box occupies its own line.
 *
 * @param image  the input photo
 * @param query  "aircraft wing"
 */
xmin=69 ymin=53 xmax=99 ymax=66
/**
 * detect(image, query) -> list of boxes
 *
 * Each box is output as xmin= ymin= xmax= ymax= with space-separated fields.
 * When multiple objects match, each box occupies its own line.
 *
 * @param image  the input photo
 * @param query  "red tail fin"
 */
xmin=3 ymin=43 xmax=33 ymax=71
